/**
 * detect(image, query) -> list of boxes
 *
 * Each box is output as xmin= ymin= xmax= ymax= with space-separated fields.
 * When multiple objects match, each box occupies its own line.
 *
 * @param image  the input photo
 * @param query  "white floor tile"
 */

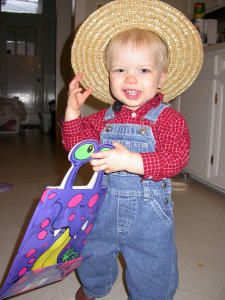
xmin=174 ymin=288 xmax=219 ymax=300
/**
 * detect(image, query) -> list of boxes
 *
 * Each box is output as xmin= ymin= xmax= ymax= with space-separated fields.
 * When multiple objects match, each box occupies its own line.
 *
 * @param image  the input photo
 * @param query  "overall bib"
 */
xmin=77 ymin=103 xmax=178 ymax=300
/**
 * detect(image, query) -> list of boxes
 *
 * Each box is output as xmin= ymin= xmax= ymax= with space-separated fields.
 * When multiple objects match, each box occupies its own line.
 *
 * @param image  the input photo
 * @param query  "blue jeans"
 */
xmin=77 ymin=103 xmax=178 ymax=299
xmin=77 ymin=178 xmax=178 ymax=300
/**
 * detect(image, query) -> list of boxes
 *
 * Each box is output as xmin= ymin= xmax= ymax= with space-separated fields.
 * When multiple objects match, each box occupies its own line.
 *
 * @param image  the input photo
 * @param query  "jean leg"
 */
xmin=76 ymin=192 xmax=119 ymax=298
xmin=120 ymin=194 xmax=178 ymax=300
xmin=122 ymin=244 xmax=178 ymax=300
xmin=77 ymin=251 xmax=119 ymax=298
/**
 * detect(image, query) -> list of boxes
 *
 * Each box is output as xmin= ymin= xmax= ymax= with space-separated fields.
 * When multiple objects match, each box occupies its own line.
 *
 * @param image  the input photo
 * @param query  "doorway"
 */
xmin=0 ymin=1 xmax=56 ymax=126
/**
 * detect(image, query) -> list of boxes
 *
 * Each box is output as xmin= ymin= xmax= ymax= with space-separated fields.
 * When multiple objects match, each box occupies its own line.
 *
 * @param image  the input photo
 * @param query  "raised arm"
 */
xmin=65 ymin=73 xmax=92 ymax=121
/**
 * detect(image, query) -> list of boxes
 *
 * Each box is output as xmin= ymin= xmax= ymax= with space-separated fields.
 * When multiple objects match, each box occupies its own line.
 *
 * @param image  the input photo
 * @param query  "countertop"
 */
xmin=204 ymin=42 xmax=225 ymax=53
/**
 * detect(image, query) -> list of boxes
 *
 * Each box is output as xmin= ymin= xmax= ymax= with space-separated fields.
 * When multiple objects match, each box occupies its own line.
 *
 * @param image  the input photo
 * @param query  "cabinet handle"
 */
xmin=210 ymin=155 xmax=214 ymax=165
xmin=214 ymin=93 xmax=218 ymax=104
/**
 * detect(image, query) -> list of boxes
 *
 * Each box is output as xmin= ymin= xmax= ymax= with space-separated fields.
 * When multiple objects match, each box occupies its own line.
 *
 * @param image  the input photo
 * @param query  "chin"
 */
xmin=126 ymin=99 xmax=145 ymax=107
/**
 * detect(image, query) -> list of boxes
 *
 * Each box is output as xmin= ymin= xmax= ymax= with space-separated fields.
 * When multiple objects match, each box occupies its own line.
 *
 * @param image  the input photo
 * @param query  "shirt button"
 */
xmin=131 ymin=112 xmax=137 ymax=118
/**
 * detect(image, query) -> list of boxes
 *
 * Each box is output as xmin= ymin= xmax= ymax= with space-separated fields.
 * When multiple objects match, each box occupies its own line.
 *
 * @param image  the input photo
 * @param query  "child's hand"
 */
xmin=90 ymin=142 xmax=144 ymax=175
xmin=65 ymin=73 xmax=92 ymax=121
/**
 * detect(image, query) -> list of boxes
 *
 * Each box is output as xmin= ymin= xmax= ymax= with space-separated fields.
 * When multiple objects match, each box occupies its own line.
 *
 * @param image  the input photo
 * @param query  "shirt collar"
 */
xmin=118 ymin=93 xmax=164 ymax=115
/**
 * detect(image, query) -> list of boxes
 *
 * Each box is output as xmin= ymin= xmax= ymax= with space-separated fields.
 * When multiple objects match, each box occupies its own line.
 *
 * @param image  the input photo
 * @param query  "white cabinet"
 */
xmin=175 ymin=46 xmax=225 ymax=192
xmin=209 ymin=52 xmax=225 ymax=190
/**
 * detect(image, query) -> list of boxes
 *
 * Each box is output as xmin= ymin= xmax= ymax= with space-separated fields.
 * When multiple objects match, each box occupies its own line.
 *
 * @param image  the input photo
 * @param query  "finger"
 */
xmin=92 ymin=165 xmax=107 ymax=172
xmin=69 ymin=75 xmax=81 ymax=87
xmin=69 ymin=73 xmax=83 ymax=89
xmin=91 ymin=150 xmax=109 ymax=159
xmin=112 ymin=141 xmax=123 ymax=149
xmin=90 ymin=158 xmax=106 ymax=167
xmin=74 ymin=73 xmax=83 ymax=81
xmin=68 ymin=87 xmax=83 ymax=95
xmin=82 ymin=87 xmax=93 ymax=100
xmin=67 ymin=88 xmax=83 ymax=99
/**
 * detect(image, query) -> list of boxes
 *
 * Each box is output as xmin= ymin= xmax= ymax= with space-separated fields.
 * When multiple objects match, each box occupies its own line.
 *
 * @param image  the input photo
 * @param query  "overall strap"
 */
xmin=104 ymin=106 xmax=115 ymax=121
xmin=144 ymin=102 xmax=170 ymax=123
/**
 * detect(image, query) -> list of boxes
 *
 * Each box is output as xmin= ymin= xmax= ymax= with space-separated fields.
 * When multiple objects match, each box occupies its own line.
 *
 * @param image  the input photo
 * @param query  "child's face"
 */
xmin=108 ymin=45 xmax=167 ymax=110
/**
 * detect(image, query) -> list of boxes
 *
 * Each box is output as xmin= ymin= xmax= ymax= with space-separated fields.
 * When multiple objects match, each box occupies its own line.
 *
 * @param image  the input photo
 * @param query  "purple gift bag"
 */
xmin=0 ymin=140 xmax=112 ymax=299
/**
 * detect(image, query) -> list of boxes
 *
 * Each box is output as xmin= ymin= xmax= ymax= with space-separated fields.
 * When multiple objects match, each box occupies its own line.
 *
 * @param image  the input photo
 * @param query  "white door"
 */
xmin=0 ymin=13 xmax=43 ymax=124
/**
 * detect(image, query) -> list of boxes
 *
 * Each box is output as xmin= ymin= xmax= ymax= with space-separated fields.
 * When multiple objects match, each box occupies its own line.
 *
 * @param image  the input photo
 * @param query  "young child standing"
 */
xmin=61 ymin=1 xmax=203 ymax=299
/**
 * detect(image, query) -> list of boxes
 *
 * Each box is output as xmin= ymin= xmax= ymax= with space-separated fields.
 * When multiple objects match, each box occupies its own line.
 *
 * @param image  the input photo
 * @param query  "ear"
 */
xmin=159 ymin=72 xmax=167 ymax=89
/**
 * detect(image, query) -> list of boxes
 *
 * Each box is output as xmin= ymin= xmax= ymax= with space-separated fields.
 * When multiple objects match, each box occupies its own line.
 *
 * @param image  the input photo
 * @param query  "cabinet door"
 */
xmin=179 ymin=78 xmax=216 ymax=180
xmin=175 ymin=50 xmax=225 ymax=192
xmin=209 ymin=62 xmax=225 ymax=189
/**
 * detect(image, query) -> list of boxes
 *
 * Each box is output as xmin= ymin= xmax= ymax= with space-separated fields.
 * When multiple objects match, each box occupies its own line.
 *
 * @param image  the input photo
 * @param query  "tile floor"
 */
xmin=0 ymin=129 xmax=225 ymax=300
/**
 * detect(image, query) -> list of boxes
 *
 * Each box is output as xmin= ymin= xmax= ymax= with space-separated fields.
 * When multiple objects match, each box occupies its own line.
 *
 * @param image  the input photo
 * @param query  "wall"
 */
xmin=55 ymin=0 xmax=73 ymax=144
xmin=42 ymin=0 xmax=56 ymax=111
xmin=56 ymin=0 xmax=73 ymax=119
xmin=74 ymin=0 xmax=113 ymax=117
xmin=74 ymin=0 xmax=112 ymax=29
xmin=163 ymin=0 xmax=189 ymax=16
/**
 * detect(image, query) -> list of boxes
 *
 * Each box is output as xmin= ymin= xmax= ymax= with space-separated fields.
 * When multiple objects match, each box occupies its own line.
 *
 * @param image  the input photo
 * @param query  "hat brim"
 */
xmin=71 ymin=0 xmax=203 ymax=104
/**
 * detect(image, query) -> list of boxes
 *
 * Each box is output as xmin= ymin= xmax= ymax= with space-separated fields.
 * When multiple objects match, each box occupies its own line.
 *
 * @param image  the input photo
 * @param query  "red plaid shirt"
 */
xmin=60 ymin=94 xmax=190 ymax=181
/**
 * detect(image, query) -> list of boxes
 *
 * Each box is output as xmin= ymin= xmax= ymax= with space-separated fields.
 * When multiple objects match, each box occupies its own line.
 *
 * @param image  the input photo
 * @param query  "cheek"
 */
xmin=143 ymin=77 xmax=158 ymax=88
xmin=109 ymin=77 xmax=121 ymax=91
xmin=147 ymin=75 xmax=162 ymax=87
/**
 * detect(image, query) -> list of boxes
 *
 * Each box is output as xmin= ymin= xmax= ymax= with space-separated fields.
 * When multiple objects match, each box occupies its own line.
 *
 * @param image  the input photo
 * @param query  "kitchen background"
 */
xmin=1 ymin=1 xmax=225 ymax=300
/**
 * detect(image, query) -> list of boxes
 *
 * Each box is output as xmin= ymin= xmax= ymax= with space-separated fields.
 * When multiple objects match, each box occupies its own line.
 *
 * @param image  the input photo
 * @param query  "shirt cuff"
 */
xmin=140 ymin=152 xmax=161 ymax=181
xmin=62 ymin=117 xmax=82 ymax=134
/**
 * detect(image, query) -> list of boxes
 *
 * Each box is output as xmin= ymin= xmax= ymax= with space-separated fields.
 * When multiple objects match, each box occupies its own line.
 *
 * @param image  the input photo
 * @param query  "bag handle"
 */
xmin=61 ymin=140 xmax=113 ymax=190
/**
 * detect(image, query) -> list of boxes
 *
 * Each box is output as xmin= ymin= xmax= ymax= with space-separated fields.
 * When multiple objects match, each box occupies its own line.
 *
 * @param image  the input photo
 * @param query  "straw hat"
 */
xmin=71 ymin=0 xmax=203 ymax=104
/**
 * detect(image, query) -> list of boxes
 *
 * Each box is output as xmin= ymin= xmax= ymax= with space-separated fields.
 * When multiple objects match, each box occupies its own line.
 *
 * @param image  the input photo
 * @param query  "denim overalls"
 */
xmin=77 ymin=103 xmax=178 ymax=300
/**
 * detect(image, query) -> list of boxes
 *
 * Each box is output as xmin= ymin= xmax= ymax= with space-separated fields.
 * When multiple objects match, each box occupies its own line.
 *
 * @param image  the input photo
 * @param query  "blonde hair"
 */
xmin=105 ymin=28 xmax=168 ymax=73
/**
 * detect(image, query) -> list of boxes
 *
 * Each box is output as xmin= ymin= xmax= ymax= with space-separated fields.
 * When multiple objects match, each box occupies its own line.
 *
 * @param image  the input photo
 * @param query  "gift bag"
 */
xmin=0 ymin=140 xmax=112 ymax=300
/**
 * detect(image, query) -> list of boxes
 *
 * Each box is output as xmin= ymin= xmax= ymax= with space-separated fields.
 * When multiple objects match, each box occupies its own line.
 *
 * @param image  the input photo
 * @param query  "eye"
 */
xmin=112 ymin=68 xmax=125 ymax=73
xmin=74 ymin=143 xmax=95 ymax=160
xmin=139 ymin=68 xmax=151 ymax=74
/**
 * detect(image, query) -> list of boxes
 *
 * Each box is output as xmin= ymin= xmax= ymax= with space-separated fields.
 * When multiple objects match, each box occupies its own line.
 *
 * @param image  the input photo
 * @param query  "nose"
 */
xmin=125 ymin=72 xmax=137 ymax=84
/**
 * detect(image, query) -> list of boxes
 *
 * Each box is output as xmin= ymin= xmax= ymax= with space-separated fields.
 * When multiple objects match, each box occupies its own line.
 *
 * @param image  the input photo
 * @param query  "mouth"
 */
xmin=32 ymin=228 xmax=71 ymax=270
xmin=31 ymin=220 xmax=90 ymax=271
xmin=123 ymin=89 xmax=141 ymax=99
xmin=53 ymin=220 xmax=89 ymax=240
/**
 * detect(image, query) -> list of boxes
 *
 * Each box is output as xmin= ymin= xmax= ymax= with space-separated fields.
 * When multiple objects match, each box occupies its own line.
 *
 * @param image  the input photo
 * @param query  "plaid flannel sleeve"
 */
xmin=140 ymin=109 xmax=190 ymax=181
xmin=59 ymin=111 xmax=105 ymax=151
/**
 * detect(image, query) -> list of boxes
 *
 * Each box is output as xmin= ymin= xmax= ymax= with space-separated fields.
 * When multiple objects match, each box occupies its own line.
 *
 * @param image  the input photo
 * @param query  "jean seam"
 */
xmin=150 ymin=198 xmax=173 ymax=226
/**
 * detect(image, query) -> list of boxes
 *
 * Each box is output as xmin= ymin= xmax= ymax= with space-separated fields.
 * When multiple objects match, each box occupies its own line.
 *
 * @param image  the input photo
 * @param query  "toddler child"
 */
xmin=61 ymin=1 xmax=203 ymax=299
